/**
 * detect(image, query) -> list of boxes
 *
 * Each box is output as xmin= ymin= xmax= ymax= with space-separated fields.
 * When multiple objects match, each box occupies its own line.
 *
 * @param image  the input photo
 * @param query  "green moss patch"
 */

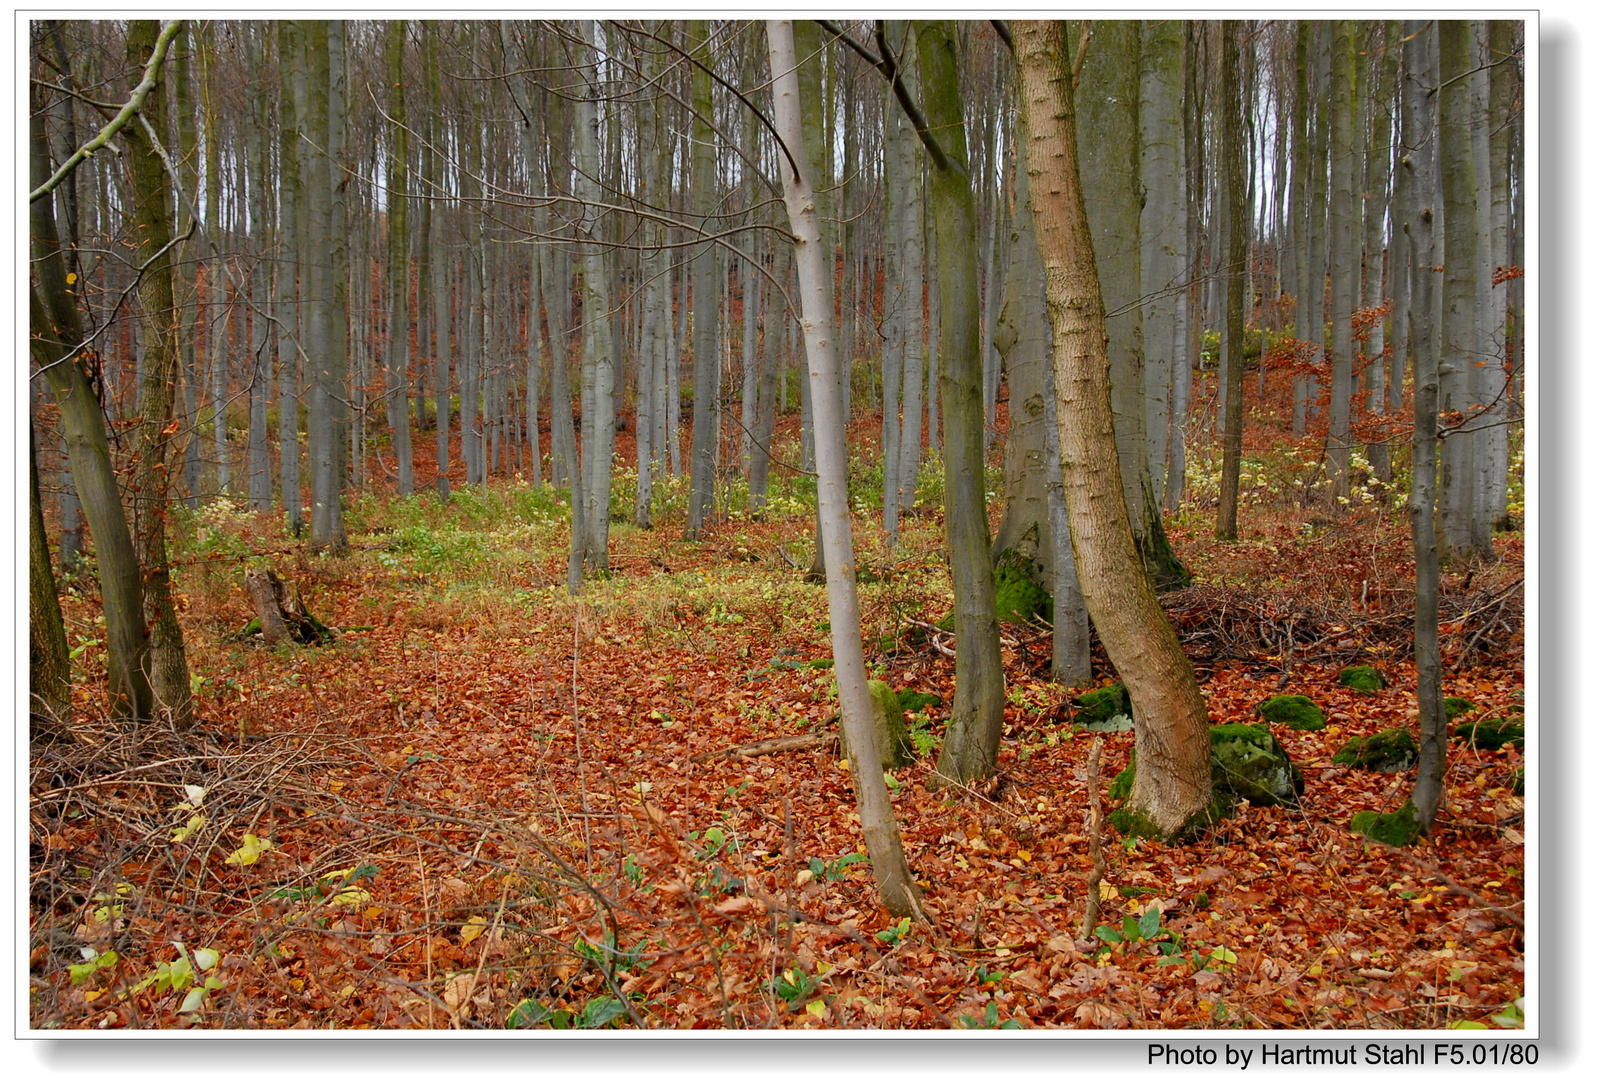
xmin=1073 ymin=683 xmax=1133 ymax=731
xmin=839 ymin=680 xmax=913 ymax=770
xmin=993 ymin=548 xmax=1053 ymax=625
xmin=1255 ymin=694 xmax=1327 ymax=731
xmin=1332 ymin=728 xmax=1417 ymax=771
xmin=1108 ymin=754 xmax=1136 ymax=802
xmin=1337 ymin=665 xmax=1387 ymax=693
xmin=1452 ymin=718 xmax=1524 ymax=752
xmin=896 ymin=690 xmax=942 ymax=715
xmin=1350 ymin=802 xmax=1424 ymax=846
xmin=1443 ymin=696 xmax=1477 ymax=720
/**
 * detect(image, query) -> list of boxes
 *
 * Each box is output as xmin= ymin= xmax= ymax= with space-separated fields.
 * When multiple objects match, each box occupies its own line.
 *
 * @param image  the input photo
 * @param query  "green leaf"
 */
xmin=506 ymin=999 xmax=552 ymax=1029
xmin=577 ymin=997 xmax=627 ymax=1029
xmin=1121 ymin=915 xmax=1142 ymax=942
xmin=1094 ymin=924 xmax=1124 ymax=945
xmin=68 ymin=950 xmax=119 ymax=985
xmin=1449 ymin=1020 xmax=1489 ymax=1030
xmin=1137 ymin=905 xmax=1163 ymax=941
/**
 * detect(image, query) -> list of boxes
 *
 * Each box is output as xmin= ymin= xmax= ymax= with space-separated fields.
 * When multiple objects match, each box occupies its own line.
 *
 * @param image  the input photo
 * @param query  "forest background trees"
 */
xmin=31 ymin=18 xmax=1524 ymax=828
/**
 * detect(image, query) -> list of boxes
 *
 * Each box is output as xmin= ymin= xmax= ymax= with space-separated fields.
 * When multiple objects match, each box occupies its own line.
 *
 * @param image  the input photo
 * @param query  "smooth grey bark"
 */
xmin=1139 ymin=19 xmax=1185 ymax=507
xmin=1303 ymin=22 xmax=1330 ymax=431
xmin=1362 ymin=23 xmax=1397 ymax=480
xmin=889 ymin=23 xmax=925 ymax=520
xmin=245 ymin=28 xmax=273 ymax=512
xmin=1401 ymin=20 xmax=1446 ymax=831
xmin=1216 ymin=20 xmax=1247 ymax=543
xmin=1076 ymin=20 xmax=1187 ymax=589
xmin=385 ymin=19 xmax=415 ymax=496
xmin=201 ymin=26 xmax=229 ymax=496
xmin=1482 ymin=19 xmax=1516 ymax=529
xmin=1289 ymin=22 xmax=1311 ymax=436
xmin=173 ymin=24 xmax=203 ymax=509
xmin=1325 ymin=20 xmax=1358 ymax=504
xmin=573 ymin=18 xmax=616 ymax=580
xmin=427 ymin=26 xmax=451 ymax=501
xmin=769 ymin=19 xmax=922 ymax=922
xmin=749 ymin=240 xmax=788 ymax=511
xmin=1438 ymin=20 xmax=1491 ymax=563
xmin=276 ymin=22 xmax=304 ymax=531
xmin=992 ymin=109 xmax=1091 ymax=688
xmin=684 ymin=19 xmax=719 ymax=537
xmin=303 ymin=23 xmax=344 ymax=550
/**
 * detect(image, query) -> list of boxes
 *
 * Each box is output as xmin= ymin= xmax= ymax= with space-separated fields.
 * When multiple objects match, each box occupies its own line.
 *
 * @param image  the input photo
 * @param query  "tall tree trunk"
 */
xmin=428 ymin=25 xmax=452 ymax=501
xmin=385 ymin=20 xmax=415 ymax=496
xmin=1325 ymin=20 xmax=1358 ymax=504
xmin=1075 ymin=21 xmax=1188 ymax=589
xmin=122 ymin=19 xmax=194 ymax=728
xmin=769 ymin=19 xmax=922 ymax=921
xmin=1216 ymin=20 xmax=1247 ymax=542
xmin=1139 ymin=19 xmax=1185 ymax=508
xmin=245 ymin=28 xmax=273 ymax=513
xmin=684 ymin=19 xmax=719 ymax=538
xmin=574 ymin=18 xmax=616 ymax=579
xmin=276 ymin=22 xmax=304 ymax=532
xmin=1017 ymin=19 xmax=1214 ymax=840
xmin=1402 ymin=21 xmax=1446 ymax=832
xmin=901 ymin=20 xmax=1008 ymax=789
xmin=303 ymin=22 xmax=343 ymax=549
xmin=1438 ymin=20 xmax=1491 ymax=563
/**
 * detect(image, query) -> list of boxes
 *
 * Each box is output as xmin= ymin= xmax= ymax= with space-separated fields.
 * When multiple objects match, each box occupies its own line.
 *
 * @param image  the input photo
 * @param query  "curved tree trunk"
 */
xmin=1017 ymin=19 xmax=1213 ymax=839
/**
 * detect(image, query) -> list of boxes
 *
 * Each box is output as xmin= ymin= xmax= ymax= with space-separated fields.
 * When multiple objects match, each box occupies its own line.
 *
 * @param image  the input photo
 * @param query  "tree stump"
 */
xmin=241 ymin=569 xmax=335 ymax=645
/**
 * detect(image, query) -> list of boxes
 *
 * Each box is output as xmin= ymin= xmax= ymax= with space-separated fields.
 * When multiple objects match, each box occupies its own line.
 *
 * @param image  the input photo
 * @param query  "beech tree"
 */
xmin=1016 ymin=19 xmax=1215 ymax=839
xmin=768 ymin=18 xmax=922 ymax=919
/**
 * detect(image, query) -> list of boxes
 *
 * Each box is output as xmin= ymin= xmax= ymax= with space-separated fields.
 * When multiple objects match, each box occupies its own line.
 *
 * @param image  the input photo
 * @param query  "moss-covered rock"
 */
xmin=1332 ymin=728 xmax=1417 ymax=771
xmin=1443 ymin=696 xmax=1477 ymax=720
xmin=1255 ymin=694 xmax=1327 ymax=731
xmin=1452 ymin=718 xmax=1525 ymax=752
xmin=1350 ymin=802 xmax=1424 ymax=846
xmin=839 ymin=680 xmax=914 ymax=770
xmin=1337 ymin=665 xmax=1387 ymax=693
xmin=993 ymin=548 xmax=1053 ymax=625
xmin=1073 ymin=683 xmax=1133 ymax=730
xmin=1209 ymin=723 xmax=1304 ymax=807
xmin=1106 ymin=724 xmax=1300 ymax=821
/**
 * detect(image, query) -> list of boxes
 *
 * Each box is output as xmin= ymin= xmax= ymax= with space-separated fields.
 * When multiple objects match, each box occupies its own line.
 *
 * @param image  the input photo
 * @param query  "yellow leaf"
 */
xmin=224 ymin=833 xmax=273 ymax=866
xmin=460 ymin=915 xmax=487 ymax=944
xmin=838 ymin=758 xmax=850 ymax=771
xmin=1098 ymin=881 xmax=1117 ymax=901
xmin=364 ymin=905 xmax=384 ymax=920
xmin=815 ymin=960 xmax=833 ymax=976
xmin=329 ymin=887 xmax=372 ymax=909
xmin=805 ymin=1000 xmax=826 ymax=1019
xmin=83 ymin=989 xmax=106 ymax=1003
xmin=66 ymin=272 xmax=77 ymax=285
xmin=171 ymin=814 xmax=206 ymax=843
xmin=1015 ymin=849 xmax=1032 ymax=863
xmin=329 ymin=779 xmax=344 ymax=793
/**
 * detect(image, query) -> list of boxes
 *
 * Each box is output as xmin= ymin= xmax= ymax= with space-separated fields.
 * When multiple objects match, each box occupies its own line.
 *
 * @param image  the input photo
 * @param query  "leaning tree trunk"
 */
xmin=1017 ymin=19 xmax=1214 ymax=840
xmin=30 ymin=435 xmax=72 ymax=733
xmin=768 ymin=19 xmax=922 ymax=921
xmin=30 ymin=103 xmax=152 ymax=721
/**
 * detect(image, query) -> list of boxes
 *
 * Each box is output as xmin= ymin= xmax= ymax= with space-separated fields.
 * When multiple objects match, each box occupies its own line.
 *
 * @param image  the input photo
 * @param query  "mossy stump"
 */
xmin=839 ymin=680 xmax=913 ymax=771
xmin=1337 ymin=665 xmax=1386 ymax=694
xmin=1332 ymin=728 xmax=1417 ymax=771
xmin=1256 ymin=694 xmax=1327 ymax=731
xmin=1452 ymin=718 xmax=1524 ymax=752
xmin=1073 ymin=683 xmax=1133 ymax=731
xmin=1351 ymin=802 xmax=1424 ymax=846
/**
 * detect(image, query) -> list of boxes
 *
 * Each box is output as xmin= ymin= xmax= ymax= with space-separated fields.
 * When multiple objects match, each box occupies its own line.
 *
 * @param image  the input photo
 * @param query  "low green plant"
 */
xmin=770 ymin=966 xmax=822 ymax=1011
xmin=1093 ymin=905 xmax=1234 ymax=974
xmin=806 ymin=853 xmax=868 ymax=882
xmin=875 ymin=916 xmax=912 ymax=947
xmin=958 ymin=999 xmax=1022 ymax=1029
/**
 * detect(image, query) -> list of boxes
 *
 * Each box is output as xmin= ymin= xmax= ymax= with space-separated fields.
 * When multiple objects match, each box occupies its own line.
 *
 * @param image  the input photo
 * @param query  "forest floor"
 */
xmin=29 ymin=392 xmax=1527 ymax=1031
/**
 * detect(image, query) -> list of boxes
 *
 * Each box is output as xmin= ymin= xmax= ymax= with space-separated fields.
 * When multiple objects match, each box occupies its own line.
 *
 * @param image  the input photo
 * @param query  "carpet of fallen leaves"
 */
xmin=30 ymin=400 xmax=1526 ymax=1032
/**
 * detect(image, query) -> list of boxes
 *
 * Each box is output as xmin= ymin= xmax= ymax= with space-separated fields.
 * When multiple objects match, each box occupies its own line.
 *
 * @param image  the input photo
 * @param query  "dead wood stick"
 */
xmin=689 ymin=730 xmax=838 ymax=764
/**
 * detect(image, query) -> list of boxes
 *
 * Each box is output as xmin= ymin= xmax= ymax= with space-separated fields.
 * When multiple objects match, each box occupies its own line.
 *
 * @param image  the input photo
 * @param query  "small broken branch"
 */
xmin=689 ymin=730 xmax=837 ymax=765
